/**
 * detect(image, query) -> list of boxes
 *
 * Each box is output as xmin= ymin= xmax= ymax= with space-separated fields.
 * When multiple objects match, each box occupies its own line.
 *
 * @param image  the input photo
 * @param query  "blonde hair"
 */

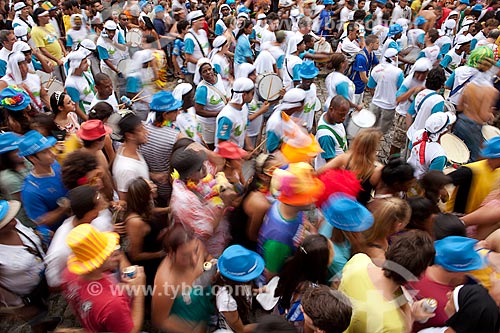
xmin=364 ymin=197 xmax=411 ymax=244
xmin=348 ymin=128 xmax=382 ymax=180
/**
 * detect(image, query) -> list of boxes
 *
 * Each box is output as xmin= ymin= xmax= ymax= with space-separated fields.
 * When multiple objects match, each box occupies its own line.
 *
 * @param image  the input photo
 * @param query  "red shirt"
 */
xmin=61 ymin=269 xmax=134 ymax=333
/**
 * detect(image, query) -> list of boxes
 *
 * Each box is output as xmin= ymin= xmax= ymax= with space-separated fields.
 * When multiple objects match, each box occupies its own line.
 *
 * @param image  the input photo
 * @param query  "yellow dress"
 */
xmin=339 ymin=253 xmax=407 ymax=333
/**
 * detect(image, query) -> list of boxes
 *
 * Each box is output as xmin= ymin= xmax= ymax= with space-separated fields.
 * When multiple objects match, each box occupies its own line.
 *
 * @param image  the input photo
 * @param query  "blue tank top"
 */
xmin=257 ymin=201 xmax=304 ymax=256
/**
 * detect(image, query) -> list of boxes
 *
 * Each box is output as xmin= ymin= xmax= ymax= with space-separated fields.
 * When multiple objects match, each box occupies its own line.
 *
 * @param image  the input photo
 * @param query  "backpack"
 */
xmin=345 ymin=50 xmax=368 ymax=79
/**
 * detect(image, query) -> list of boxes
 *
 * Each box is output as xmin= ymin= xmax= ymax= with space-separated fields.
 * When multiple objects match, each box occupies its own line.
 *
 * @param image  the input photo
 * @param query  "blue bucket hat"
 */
xmin=154 ymin=5 xmax=164 ymax=13
xmin=226 ymin=0 xmax=235 ymax=4
xmin=434 ymin=236 xmax=484 ymax=272
xmin=387 ymin=24 xmax=403 ymax=37
xmin=460 ymin=0 xmax=470 ymax=4
xmin=0 ymin=86 xmax=31 ymax=111
xmin=324 ymin=0 xmax=334 ymax=5
xmin=481 ymin=136 xmax=500 ymax=159
xmin=472 ymin=3 xmax=483 ymax=11
xmin=321 ymin=194 xmax=374 ymax=232
xmin=150 ymin=91 xmax=183 ymax=113
xmin=17 ymin=130 xmax=57 ymax=157
xmin=299 ymin=60 xmax=319 ymax=79
xmin=376 ymin=0 xmax=387 ymax=5
xmin=414 ymin=16 xmax=427 ymax=26
xmin=0 ymin=132 xmax=21 ymax=154
xmin=217 ymin=245 xmax=265 ymax=282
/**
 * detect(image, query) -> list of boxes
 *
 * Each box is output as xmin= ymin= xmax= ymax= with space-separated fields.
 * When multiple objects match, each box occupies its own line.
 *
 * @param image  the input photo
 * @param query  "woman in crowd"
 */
xmin=275 ymin=234 xmax=333 ymax=331
xmin=209 ymin=35 xmax=233 ymax=93
xmin=172 ymin=83 xmax=202 ymax=144
xmin=0 ymin=200 xmax=59 ymax=333
xmin=215 ymin=244 xmax=265 ymax=332
xmin=0 ymin=132 xmax=32 ymax=227
xmin=124 ymin=177 xmax=166 ymax=287
xmin=152 ymin=223 xmax=214 ymax=333
xmin=319 ymin=194 xmax=374 ymax=282
xmin=50 ymin=91 xmax=80 ymax=134
xmin=194 ymin=58 xmax=228 ymax=150
xmin=234 ymin=19 xmax=254 ymax=78
xmin=318 ymin=128 xmax=383 ymax=205
xmin=364 ymin=197 xmax=411 ymax=261
xmin=223 ymin=16 xmax=237 ymax=51
xmin=229 ymin=153 xmax=283 ymax=250
xmin=406 ymin=196 xmax=436 ymax=234
xmin=217 ymin=140 xmax=247 ymax=193
xmin=0 ymin=52 xmax=49 ymax=113
xmin=64 ymin=50 xmax=95 ymax=121
xmin=371 ymin=157 xmax=415 ymax=202
xmin=418 ymin=170 xmax=452 ymax=212
xmin=87 ymin=102 xmax=116 ymax=165
xmin=325 ymin=53 xmax=361 ymax=111
xmin=170 ymin=143 xmax=236 ymax=257
xmin=0 ymin=86 xmax=33 ymax=135
xmin=340 ymin=230 xmax=436 ymax=333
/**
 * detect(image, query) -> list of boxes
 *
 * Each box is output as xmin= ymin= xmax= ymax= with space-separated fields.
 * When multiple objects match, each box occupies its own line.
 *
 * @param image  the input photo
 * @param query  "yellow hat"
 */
xmin=66 ymin=224 xmax=119 ymax=275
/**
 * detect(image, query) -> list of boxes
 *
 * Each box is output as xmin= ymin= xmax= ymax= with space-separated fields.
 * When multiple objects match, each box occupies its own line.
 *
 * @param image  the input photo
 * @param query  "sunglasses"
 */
xmin=121 ymin=17 xmax=128 ymax=21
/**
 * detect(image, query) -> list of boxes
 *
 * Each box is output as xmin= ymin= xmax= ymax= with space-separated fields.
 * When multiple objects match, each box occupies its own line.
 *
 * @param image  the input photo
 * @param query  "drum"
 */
xmin=43 ymin=78 xmax=64 ymax=98
xmin=346 ymin=109 xmax=376 ymax=139
xmin=256 ymin=73 xmax=283 ymax=101
xmin=117 ymin=59 xmax=130 ymax=75
xmin=126 ymin=28 xmax=142 ymax=48
xmin=482 ymin=125 xmax=500 ymax=141
xmin=440 ymin=133 xmax=470 ymax=165
xmin=314 ymin=41 xmax=333 ymax=63
xmin=400 ymin=46 xmax=420 ymax=64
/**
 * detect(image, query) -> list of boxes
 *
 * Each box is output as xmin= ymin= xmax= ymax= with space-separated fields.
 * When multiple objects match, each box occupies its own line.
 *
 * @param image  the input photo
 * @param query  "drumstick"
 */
xmin=131 ymin=95 xmax=151 ymax=103
xmin=267 ymin=90 xmax=282 ymax=101
xmin=266 ymin=76 xmax=274 ymax=101
xmin=46 ymin=76 xmax=56 ymax=89
xmin=250 ymin=138 xmax=267 ymax=155
xmin=131 ymin=89 xmax=144 ymax=102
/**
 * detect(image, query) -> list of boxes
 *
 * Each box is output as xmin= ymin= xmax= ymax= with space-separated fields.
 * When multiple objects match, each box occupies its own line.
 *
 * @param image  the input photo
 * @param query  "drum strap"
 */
xmin=187 ymin=30 xmax=207 ymax=58
xmin=202 ymin=80 xmax=228 ymax=104
xmin=416 ymin=91 xmax=437 ymax=114
xmin=317 ymin=124 xmax=348 ymax=152
xmin=449 ymin=74 xmax=475 ymax=97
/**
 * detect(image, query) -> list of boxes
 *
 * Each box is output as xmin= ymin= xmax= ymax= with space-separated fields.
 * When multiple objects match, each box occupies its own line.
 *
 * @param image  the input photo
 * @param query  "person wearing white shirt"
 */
xmin=261 ymin=12 xmax=280 ymax=44
xmin=340 ymin=0 xmax=355 ymax=28
xmin=390 ymin=0 xmax=411 ymax=24
xmin=416 ymin=29 xmax=441 ymax=66
xmin=470 ymin=18 xmax=498 ymax=50
xmin=367 ymin=48 xmax=405 ymax=134
xmin=340 ymin=23 xmax=364 ymax=58
xmin=254 ymin=13 xmax=268 ymax=54
xmin=439 ymin=34 xmax=471 ymax=79
xmin=315 ymin=96 xmax=350 ymax=169
xmin=406 ymin=67 xmax=447 ymax=141
xmin=45 ymin=185 xmax=113 ymax=289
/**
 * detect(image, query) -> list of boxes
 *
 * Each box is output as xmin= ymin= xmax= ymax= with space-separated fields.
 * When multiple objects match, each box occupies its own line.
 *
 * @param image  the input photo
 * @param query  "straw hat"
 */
xmin=0 ymin=200 xmax=21 ymax=230
xmin=66 ymin=224 xmax=119 ymax=275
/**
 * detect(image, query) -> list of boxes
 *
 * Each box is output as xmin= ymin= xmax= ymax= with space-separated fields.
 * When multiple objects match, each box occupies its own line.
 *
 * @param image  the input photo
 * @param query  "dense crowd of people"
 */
xmin=1 ymin=0 xmax=500 ymax=332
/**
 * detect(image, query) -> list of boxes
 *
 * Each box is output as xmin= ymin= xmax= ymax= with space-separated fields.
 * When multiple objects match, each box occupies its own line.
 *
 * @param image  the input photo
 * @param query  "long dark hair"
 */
xmin=235 ymin=19 xmax=252 ymax=40
xmin=126 ymin=177 xmax=153 ymax=221
xmin=50 ymin=91 xmax=67 ymax=115
xmin=275 ymin=234 xmax=330 ymax=310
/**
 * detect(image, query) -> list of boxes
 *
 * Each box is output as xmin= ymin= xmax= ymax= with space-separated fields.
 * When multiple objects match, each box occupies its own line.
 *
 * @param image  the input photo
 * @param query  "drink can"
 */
xmin=122 ymin=266 xmax=137 ymax=279
xmin=422 ymin=298 xmax=438 ymax=313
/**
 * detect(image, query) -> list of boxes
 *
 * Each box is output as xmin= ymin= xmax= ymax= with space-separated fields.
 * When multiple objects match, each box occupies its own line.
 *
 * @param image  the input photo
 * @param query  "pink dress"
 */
xmin=170 ymin=179 xmax=230 ymax=257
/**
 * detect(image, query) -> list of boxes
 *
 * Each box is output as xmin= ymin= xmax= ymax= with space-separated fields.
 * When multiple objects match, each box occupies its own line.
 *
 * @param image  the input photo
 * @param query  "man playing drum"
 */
xmin=315 ymin=95 xmax=350 ymax=169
